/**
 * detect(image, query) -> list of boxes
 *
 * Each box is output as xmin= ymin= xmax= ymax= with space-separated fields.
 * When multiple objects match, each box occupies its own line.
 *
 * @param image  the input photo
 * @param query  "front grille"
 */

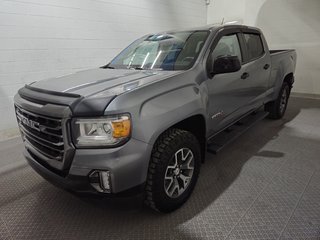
xmin=15 ymin=106 xmax=64 ymax=161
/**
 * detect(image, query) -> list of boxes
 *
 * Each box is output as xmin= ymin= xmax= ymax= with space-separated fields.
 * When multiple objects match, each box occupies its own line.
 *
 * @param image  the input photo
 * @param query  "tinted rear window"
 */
xmin=243 ymin=33 xmax=264 ymax=61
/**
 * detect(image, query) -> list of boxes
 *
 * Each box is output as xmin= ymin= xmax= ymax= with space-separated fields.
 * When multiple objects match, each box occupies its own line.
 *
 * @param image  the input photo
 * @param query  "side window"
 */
xmin=243 ymin=33 xmax=264 ymax=61
xmin=211 ymin=34 xmax=242 ymax=62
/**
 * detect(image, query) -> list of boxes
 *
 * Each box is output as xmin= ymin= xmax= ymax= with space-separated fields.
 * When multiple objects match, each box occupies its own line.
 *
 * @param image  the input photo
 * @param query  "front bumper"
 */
xmin=24 ymin=137 xmax=152 ymax=196
xmin=14 ymin=89 xmax=152 ymax=196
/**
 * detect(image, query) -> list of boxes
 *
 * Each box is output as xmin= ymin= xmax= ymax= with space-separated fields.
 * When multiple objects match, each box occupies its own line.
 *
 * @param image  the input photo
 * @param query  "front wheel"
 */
xmin=145 ymin=129 xmax=201 ymax=213
xmin=265 ymin=82 xmax=290 ymax=119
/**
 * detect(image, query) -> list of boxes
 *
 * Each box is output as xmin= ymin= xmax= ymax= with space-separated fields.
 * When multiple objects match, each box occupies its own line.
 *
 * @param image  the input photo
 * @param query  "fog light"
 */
xmin=100 ymin=171 xmax=111 ymax=191
xmin=89 ymin=170 xmax=112 ymax=193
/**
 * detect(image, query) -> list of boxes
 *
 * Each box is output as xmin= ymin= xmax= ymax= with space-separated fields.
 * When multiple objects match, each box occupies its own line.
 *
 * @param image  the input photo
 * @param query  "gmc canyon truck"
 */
xmin=14 ymin=25 xmax=296 ymax=212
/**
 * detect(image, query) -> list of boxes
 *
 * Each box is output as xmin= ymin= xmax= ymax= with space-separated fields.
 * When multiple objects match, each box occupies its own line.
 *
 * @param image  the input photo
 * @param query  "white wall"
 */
xmin=207 ymin=0 xmax=245 ymax=24
xmin=207 ymin=0 xmax=320 ymax=96
xmin=0 ymin=0 xmax=207 ymax=138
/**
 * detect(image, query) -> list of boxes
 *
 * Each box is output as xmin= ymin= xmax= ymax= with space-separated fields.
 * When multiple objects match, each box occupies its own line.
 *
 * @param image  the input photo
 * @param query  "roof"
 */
xmin=160 ymin=24 xmax=260 ymax=34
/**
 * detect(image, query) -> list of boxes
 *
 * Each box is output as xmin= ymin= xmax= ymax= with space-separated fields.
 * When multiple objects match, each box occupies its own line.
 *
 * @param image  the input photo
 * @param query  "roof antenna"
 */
xmin=221 ymin=18 xmax=225 ymax=25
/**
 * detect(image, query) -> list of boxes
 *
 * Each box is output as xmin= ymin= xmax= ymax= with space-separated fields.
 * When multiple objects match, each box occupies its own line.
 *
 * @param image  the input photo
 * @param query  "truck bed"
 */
xmin=270 ymin=49 xmax=295 ymax=55
xmin=269 ymin=49 xmax=296 ymax=66
xmin=268 ymin=48 xmax=297 ymax=101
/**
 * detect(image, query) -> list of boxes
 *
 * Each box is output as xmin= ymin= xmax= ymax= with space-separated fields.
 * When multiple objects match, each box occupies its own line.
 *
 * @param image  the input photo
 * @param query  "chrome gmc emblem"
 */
xmin=19 ymin=115 xmax=40 ymax=131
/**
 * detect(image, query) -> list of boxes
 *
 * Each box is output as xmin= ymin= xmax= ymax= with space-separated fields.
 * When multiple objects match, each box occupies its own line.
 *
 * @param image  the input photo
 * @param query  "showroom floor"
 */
xmin=0 ymin=96 xmax=319 ymax=240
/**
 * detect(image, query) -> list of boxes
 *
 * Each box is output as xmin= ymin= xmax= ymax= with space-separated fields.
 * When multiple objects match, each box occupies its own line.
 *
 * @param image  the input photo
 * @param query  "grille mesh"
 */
xmin=15 ymin=106 xmax=64 ymax=161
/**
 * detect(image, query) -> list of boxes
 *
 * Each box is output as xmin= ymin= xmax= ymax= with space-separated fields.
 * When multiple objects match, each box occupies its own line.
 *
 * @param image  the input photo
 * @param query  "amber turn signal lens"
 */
xmin=112 ymin=119 xmax=131 ymax=138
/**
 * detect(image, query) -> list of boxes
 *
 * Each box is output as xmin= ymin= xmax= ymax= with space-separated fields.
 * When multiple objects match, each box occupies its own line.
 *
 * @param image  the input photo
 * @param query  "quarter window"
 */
xmin=243 ymin=33 xmax=264 ymax=61
xmin=211 ymin=34 xmax=242 ymax=62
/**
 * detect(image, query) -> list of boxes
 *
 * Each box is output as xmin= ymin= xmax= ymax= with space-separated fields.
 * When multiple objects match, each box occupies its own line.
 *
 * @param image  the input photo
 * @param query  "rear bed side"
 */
xmin=268 ymin=49 xmax=297 ymax=101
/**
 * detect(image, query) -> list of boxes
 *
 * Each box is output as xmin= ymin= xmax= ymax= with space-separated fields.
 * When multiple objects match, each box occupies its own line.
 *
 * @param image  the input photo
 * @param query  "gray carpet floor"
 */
xmin=0 ymin=96 xmax=319 ymax=240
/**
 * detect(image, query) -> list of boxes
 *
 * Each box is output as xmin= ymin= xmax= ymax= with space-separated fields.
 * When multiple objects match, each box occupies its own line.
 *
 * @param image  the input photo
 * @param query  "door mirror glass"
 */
xmin=213 ymin=56 xmax=241 ymax=75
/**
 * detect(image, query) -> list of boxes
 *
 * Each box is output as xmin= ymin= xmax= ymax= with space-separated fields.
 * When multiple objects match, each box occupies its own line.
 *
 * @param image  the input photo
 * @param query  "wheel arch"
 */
xmin=153 ymin=114 xmax=207 ymax=163
xmin=283 ymin=72 xmax=294 ymax=90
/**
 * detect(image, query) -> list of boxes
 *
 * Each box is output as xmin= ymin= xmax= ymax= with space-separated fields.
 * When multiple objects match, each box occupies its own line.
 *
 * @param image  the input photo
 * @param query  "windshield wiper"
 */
xmin=101 ymin=64 xmax=114 ymax=69
xmin=128 ymin=67 xmax=144 ymax=70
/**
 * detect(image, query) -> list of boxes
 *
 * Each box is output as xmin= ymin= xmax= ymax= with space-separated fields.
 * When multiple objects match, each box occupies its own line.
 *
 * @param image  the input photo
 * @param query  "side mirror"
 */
xmin=210 ymin=56 xmax=241 ymax=76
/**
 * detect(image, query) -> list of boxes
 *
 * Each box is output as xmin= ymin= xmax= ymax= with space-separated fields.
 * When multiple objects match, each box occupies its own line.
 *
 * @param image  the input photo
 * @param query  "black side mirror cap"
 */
xmin=211 ymin=56 xmax=241 ymax=76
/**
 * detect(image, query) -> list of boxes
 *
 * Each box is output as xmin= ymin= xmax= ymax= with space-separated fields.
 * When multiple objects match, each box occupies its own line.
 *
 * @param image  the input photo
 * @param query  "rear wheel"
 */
xmin=265 ymin=82 xmax=290 ymax=119
xmin=145 ymin=129 xmax=201 ymax=213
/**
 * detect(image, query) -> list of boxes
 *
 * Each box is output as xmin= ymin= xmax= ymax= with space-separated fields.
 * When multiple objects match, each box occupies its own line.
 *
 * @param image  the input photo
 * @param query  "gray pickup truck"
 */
xmin=14 ymin=24 xmax=296 ymax=212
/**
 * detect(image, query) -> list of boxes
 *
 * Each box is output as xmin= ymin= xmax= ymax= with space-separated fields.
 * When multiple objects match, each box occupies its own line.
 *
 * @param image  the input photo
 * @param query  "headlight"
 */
xmin=73 ymin=114 xmax=131 ymax=147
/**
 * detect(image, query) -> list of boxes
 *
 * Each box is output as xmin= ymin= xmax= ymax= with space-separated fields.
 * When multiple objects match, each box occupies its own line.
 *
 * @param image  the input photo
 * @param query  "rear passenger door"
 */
xmin=240 ymin=31 xmax=271 ymax=108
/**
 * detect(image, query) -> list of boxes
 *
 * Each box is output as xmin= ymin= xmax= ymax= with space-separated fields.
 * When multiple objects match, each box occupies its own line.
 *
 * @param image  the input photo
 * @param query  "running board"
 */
xmin=207 ymin=111 xmax=269 ymax=154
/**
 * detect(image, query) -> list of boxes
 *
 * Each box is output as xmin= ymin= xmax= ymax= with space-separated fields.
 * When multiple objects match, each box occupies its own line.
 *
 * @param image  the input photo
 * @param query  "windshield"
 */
xmin=108 ymin=31 xmax=209 ymax=71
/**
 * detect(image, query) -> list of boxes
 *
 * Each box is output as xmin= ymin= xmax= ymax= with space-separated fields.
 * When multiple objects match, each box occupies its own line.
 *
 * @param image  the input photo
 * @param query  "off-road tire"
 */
xmin=265 ymin=82 xmax=290 ymax=119
xmin=145 ymin=128 xmax=201 ymax=213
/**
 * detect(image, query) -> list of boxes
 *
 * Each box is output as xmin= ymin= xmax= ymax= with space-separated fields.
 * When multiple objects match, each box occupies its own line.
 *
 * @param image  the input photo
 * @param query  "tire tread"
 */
xmin=145 ymin=128 xmax=198 ymax=212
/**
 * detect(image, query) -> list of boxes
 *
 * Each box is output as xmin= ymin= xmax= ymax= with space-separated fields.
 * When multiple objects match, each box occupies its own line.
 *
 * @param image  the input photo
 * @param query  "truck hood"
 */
xmin=30 ymin=68 xmax=183 ymax=97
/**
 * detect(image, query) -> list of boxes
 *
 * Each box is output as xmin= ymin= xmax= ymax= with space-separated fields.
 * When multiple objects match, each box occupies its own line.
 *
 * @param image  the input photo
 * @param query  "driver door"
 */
xmin=206 ymin=32 xmax=251 ymax=135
